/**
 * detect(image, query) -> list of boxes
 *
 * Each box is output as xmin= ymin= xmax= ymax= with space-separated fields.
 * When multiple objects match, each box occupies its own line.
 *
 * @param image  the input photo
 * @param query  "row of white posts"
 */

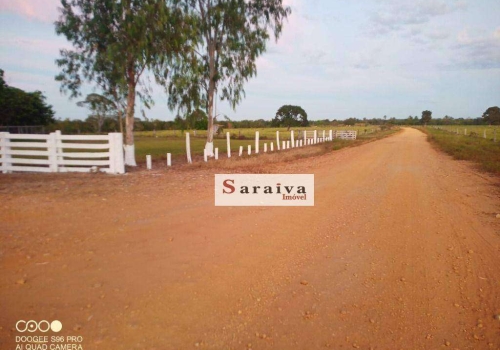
xmin=145 ymin=129 xmax=358 ymax=170
xmin=433 ymin=126 xmax=497 ymax=142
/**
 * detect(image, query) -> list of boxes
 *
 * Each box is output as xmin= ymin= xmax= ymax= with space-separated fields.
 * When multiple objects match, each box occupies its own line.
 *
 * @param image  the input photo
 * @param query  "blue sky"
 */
xmin=0 ymin=0 xmax=499 ymax=122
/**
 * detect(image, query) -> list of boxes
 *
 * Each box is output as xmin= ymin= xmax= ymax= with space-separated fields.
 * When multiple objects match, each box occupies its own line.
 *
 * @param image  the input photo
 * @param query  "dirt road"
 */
xmin=1 ymin=128 xmax=499 ymax=349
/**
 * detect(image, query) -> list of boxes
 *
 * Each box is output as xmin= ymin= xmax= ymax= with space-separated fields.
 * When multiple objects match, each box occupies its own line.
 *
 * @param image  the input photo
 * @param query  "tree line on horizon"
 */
xmin=2 ymin=75 xmax=498 ymax=135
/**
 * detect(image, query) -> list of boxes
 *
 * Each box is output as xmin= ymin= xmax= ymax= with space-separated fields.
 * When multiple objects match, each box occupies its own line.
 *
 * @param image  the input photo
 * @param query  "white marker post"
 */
xmin=282 ymin=140 xmax=286 ymax=150
xmin=329 ymin=130 xmax=333 ymax=140
xmin=215 ymin=148 xmax=219 ymax=160
xmin=226 ymin=132 xmax=231 ymax=158
xmin=248 ymin=145 xmax=251 ymax=155
xmin=276 ymin=131 xmax=280 ymax=150
xmin=146 ymin=155 xmax=152 ymax=170
xmin=314 ymin=130 xmax=317 ymax=144
xmin=291 ymin=130 xmax=295 ymax=148
xmin=239 ymin=146 xmax=243 ymax=156
xmin=484 ymin=130 xmax=487 ymax=139
xmin=322 ymin=130 xmax=326 ymax=142
xmin=303 ymin=130 xmax=307 ymax=145
xmin=255 ymin=131 xmax=259 ymax=154
xmin=270 ymin=142 xmax=274 ymax=151
xmin=287 ymin=140 xmax=290 ymax=149
xmin=203 ymin=149 xmax=208 ymax=162
xmin=186 ymin=132 xmax=192 ymax=164
xmin=167 ymin=153 xmax=171 ymax=167
xmin=264 ymin=143 xmax=267 ymax=153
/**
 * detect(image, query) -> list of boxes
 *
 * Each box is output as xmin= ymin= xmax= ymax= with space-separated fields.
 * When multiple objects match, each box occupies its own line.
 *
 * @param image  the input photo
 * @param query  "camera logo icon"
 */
xmin=15 ymin=320 xmax=62 ymax=333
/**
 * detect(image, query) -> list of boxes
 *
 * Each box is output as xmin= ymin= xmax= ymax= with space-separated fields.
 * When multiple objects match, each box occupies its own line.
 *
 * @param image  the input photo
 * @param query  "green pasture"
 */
xmin=417 ymin=126 xmax=500 ymax=175
xmin=134 ymin=126 xmax=381 ymax=160
xmin=430 ymin=125 xmax=499 ymax=141
xmin=134 ymin=125 xmax=380 ymax=139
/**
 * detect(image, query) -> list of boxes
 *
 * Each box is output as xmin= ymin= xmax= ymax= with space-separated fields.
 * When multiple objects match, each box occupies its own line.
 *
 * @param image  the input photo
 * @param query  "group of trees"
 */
xmin=0 ymin=69 xmax=55 ymax=127
xmin=55 ymin=0 xmax=291 ymax=165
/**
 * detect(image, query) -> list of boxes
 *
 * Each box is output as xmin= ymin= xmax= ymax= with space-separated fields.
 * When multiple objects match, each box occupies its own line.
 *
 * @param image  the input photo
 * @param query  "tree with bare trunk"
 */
xmin=55 ymin=0 xmax=190 ymax=166
xmin=167 ymin=0 xmax=291 ymax=157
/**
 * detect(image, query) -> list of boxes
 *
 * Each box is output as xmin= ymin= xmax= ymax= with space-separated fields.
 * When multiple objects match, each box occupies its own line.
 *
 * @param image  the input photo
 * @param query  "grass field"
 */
xmin=417 ymin=126 xmax=500 ymax=175
xmin=134 ymin=125 xmax=380 ymax=140
xmin=429 ymin=125 xmax=499 ymax=141
xmin=133 ymin=126 xmax=382 ymax=161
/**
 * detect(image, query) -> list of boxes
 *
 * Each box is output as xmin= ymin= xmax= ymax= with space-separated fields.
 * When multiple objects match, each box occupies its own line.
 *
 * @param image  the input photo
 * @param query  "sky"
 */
xmin=0 ymin=0 xmax=499 ymax=122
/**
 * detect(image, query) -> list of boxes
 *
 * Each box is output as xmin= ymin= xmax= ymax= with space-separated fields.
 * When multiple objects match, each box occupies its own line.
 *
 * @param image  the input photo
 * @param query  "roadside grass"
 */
xmin=134 ymin=126 xmax=383 ymax=161
xmin=417 ymin=127 xmax=500 ymax=175
xmin=134 ymin=125 xmax=381 ymax=140
xmin=428 ymin=125 xmax=499 ymax=141
xmin=136 ymin=127 xmax=400 ymax=172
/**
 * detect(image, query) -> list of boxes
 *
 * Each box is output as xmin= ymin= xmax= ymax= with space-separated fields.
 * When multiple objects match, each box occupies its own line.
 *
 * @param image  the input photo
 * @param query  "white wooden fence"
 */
xmin=303 ymin=130 xmax=357 ymax=140
xmin=335 ymin=130 xmax=357 ymax=140
xmin=0 ymin=131 xmax=125 ymax=174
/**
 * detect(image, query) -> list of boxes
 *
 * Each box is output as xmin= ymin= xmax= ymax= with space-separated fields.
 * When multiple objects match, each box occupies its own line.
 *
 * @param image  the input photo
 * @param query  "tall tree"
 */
xmin=55 ymin=0 xmax=188 ymax=165
xmin=482 ymin=106 xmax=500 ymax=125
xmin=167 ymin=0 xmax=291 ymax=156
xmin=421 ymin=110 xmax=432 ymax=125
xmin=0 ymin=69 xmax=55 ymax=126
xmin=271 ymin=105 xmax=308 ymax=130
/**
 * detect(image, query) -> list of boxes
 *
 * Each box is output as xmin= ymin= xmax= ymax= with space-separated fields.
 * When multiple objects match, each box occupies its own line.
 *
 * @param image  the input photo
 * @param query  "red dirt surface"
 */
xmin=1 ymin=128 xmax=499 ymax=349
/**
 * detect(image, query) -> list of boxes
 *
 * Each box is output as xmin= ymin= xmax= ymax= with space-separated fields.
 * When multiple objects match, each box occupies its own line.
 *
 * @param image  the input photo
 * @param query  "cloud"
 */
xmin=448 ymin=28 xmax=500 ymax=69
xmin=0 ymin=0 xmax=60 ymax=22
xmin=368 ymin=0 xmax=466 ymax=36
xmin=0 ymin=37 xmax=71 ymax=56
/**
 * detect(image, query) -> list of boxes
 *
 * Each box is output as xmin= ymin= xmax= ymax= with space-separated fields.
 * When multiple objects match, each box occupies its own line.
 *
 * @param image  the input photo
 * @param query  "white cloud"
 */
xmin=0 ymin=0 xmax=60 ymax=22
xmin=450 ymin=28 xmax=500 ymax=69
xmin=369 ymin=0 xmax=466 ymax=36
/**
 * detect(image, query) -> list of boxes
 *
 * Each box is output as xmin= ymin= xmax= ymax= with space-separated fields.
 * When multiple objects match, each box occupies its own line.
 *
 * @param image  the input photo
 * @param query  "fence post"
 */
xmin=264 ymin=143 xmax=267 ymax=153
xmin=167 ymin=153 xmax=172 ymax=167
xmin=303 ymin=130 xmax=306 ymax=145
xmin=215 ymin=148 xmax=219 ymax=160
xmin=239 ymin=146 xmax=243 ymax=156
xmin=55 ymin=130 xmax=63 ymax=172
xmin=484 ymin=130 xmax=487 ymax=139
xmin=329 ymin=130 xmax=333 ymax=140
xmin=186 ymin=132 xmax=192 ymax=164
xmin=255 ymin=131 xmax=259 ymax=154
xmin=322 ymin=130 xmax=325 ymax=142
xmin=270 ymin=142 xmax=274 ymax=152
xmin=276 ymin=131 xmax=280 ymax=150
xmin=282 ymin=140 xmax=285 ymax=150
xmin=114 ymin=133 xmax=125 ymax=174
xmin=48 ymin=132 xmax=58 ymax=172
xmin=291 ymin=130 xmax=295 ymax=148
xmin=146 ymin=155 xmax=152 ymax=169
xmin=108 ymin=133 xmax=116 ymax=174
xmin=226 ymin=132 xmax=231 ymax=158
xmin=464 ymin=128 xmax=467 ymax=135
xmin=314 ymin=130 xmax=317 ymax=144
xmin=247 ymin=145 xmax=251 ymax=155
xmin=0 ymin=132 xmax=11 ymax=174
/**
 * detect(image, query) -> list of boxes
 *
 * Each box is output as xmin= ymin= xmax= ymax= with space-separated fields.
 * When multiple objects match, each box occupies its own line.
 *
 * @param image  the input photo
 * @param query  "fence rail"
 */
xmin=302 ymin=130 xmax=357 ymax=140
xmin=0 ymin=131 xmax=125 ymax=174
